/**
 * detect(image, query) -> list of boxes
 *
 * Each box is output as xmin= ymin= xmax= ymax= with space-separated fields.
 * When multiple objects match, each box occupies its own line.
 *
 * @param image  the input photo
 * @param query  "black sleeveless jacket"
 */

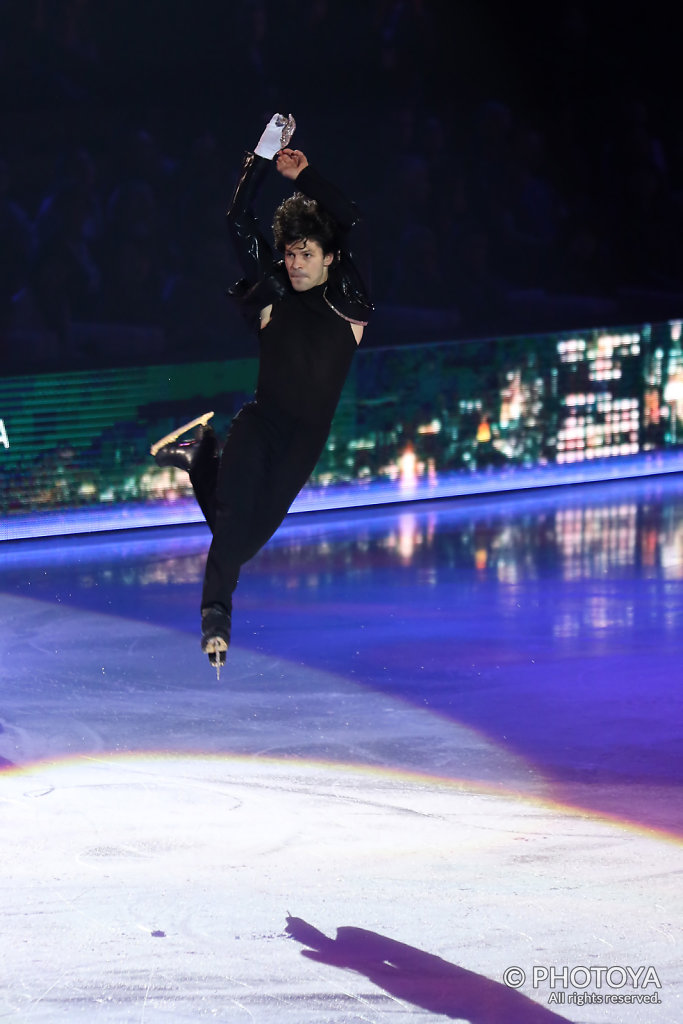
xmin=226 ymin=152 xmax=373 ymax=331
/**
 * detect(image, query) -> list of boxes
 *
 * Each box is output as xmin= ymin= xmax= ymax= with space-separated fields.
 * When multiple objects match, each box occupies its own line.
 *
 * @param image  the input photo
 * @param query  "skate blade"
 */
xmin=205 ymin=637 xmax=228 ymax=680
xmin=150 ymin=412 xmax=214 ymax=457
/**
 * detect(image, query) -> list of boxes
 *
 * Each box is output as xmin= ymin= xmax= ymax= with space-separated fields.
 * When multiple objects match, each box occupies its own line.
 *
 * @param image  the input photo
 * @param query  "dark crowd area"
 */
xmin=1 ymin=0 xmax=683 ymax=372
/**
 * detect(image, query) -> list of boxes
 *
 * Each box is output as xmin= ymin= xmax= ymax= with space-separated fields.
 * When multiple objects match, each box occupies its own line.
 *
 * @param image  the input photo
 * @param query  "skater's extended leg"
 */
xmin=188 ymin=427 xmax=219 ymax=530
xmin=240 ymin=420 xmax=329 ymax=563
xmin=200 ymin=404 xmax=283 ymax=668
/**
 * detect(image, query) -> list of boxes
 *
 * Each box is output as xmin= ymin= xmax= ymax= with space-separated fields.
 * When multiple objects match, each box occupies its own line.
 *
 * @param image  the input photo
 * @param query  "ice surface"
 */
xmin=2 ymin=480 xmax=683 ymax=1021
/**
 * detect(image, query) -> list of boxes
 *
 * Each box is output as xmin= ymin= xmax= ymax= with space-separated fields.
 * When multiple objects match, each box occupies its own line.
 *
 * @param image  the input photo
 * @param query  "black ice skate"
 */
xmin=150 ymin=412 xmax=215 ymax=472
xmin=201 ymin=604 xmax=232 ymax=680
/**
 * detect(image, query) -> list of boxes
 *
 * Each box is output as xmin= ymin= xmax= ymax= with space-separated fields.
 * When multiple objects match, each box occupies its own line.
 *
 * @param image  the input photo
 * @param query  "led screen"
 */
xmin=2 ymin=319 xmax=683 ymax=541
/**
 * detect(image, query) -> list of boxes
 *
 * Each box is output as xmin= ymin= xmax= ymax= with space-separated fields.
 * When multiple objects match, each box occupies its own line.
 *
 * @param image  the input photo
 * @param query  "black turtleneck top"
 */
xmin=255 ymin=282 xmax=357 ymax=426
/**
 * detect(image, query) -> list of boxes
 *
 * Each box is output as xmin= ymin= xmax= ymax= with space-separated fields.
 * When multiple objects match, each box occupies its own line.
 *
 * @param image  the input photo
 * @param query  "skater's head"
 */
xmin=273 ymin=194 xmax=338 ymax=292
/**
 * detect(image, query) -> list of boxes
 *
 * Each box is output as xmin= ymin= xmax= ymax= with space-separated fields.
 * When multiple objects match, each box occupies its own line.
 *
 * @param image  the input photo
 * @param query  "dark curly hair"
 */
xmin=272 ymin=193 xmax=339 ymax=258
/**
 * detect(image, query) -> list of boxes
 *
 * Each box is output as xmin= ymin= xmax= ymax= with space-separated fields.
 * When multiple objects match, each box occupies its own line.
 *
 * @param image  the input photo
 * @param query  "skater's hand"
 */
xmin=254 ymin=113 xmax=296 ymax=159
xmin=276 ymin=149 xmax=308 ymax=180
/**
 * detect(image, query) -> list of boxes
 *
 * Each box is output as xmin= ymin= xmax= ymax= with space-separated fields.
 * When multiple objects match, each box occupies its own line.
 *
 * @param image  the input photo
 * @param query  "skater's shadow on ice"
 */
xmin=285 ymin=916 xmax=573 ymax=1023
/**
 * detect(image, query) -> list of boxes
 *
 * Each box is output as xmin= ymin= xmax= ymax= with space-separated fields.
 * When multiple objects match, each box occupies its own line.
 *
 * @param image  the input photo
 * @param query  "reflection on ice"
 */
xmin=5 ymin=477 xmax=683 ymax=592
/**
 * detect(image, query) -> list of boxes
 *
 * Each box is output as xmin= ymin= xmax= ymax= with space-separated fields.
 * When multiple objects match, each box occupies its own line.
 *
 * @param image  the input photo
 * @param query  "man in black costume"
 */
xmin=151 ymin=115 xmax=372 ymax=675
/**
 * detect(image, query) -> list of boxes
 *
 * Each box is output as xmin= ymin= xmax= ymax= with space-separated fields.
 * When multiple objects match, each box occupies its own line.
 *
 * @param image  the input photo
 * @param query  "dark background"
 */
xmin=1 ymin=0 xmax=682 ymax=370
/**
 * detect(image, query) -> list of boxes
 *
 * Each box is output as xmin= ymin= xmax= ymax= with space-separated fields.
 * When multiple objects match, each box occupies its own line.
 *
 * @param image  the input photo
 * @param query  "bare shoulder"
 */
xmin=260 ymin=304 xmax=273 ymax=329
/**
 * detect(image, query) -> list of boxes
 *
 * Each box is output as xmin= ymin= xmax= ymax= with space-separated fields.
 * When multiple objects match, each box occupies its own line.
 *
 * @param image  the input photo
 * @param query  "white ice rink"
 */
xmin=1 ymin=593 xmax=681 ymax=1023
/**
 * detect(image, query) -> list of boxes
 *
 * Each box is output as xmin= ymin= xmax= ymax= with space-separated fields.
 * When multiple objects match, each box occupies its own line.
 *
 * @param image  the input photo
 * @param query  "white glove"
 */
xmin=254 ymin=113 xmax=296 ymax=159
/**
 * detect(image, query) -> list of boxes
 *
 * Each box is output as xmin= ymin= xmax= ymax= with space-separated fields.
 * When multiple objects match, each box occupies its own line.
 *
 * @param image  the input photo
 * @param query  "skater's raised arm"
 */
xmin=227 ymin=115 xmax=294 ymax=282
xmin=226 ymin=152 xmax=273 ymax=283
xmin=227 ymin=115 xmax=290 ymax=280
xmin=226 ymin=115 xmax=297 ymax=327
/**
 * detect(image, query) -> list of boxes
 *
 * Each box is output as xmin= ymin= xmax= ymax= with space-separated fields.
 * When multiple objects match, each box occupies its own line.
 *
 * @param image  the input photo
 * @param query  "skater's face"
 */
xmin=283 ymin=238 xmax=333 ymax=291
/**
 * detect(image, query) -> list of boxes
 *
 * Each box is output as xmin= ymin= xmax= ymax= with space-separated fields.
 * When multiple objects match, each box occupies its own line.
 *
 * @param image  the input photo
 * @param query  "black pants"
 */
xmin=190 ymin=401 xmax=329 ymax=612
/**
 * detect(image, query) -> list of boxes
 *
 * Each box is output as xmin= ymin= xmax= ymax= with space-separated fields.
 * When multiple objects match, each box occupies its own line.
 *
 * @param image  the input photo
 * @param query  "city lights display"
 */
xmin=2 ymin=319 xmax=683 ymax=541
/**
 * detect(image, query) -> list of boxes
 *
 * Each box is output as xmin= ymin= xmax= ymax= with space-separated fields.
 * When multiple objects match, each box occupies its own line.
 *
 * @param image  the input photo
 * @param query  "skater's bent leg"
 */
xmin=189 ymin=428 xmax=220 ymax=530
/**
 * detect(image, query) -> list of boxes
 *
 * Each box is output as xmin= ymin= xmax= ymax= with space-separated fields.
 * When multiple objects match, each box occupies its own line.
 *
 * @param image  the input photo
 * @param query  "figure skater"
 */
xmin=151 ymin=114 xmax=372 ymax=675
